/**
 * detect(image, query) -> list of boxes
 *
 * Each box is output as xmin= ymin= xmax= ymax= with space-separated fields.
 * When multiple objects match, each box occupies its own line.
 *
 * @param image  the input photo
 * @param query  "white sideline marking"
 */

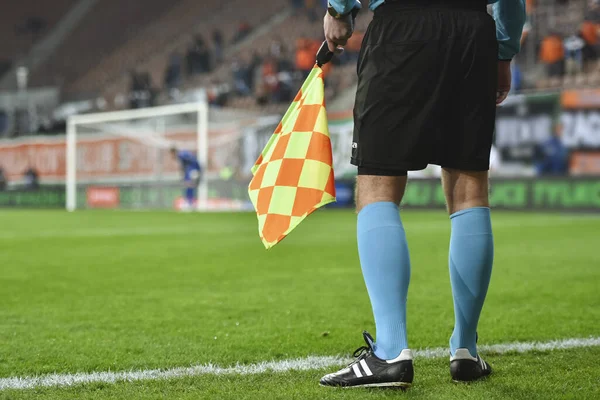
xmin=1 ymin=337 xmax=599 ymax=391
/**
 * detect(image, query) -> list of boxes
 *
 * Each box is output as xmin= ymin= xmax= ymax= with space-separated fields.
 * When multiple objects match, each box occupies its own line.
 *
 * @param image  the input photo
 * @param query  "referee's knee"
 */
xmin=355 ymin=175 xmax=407 ymax=213
xmin=441 ymin=168 xmax=489 ymax=214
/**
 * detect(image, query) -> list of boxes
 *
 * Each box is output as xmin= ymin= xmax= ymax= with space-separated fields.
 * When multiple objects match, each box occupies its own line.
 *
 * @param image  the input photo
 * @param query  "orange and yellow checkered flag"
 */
xmin=248 ymin=65 xmax=336 ymax=249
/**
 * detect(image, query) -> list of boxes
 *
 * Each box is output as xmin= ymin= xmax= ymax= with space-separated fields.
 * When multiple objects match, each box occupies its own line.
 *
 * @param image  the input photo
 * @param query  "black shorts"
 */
xmin=351 ymin=0 xmax=498 ymax=175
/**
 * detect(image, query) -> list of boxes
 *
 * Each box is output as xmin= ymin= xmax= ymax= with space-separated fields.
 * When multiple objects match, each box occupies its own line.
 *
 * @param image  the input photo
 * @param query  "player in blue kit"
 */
xmin=170 ymin=146 xmax=201 ymax=211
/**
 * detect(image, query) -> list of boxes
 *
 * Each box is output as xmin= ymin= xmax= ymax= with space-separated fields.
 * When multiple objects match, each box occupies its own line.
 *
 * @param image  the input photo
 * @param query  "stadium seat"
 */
xmin=29 ymin=0 xmax=201 ymax=90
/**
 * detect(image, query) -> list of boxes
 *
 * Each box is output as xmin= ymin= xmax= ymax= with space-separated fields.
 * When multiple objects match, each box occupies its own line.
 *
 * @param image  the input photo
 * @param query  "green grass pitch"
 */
xmin=0 ymin=209 xmax=599 ymax=399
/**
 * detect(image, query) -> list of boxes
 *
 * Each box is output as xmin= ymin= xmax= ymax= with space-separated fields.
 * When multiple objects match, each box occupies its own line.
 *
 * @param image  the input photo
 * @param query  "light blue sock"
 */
xmin=357 ymin=202 xmax=410 ymax=360
xmin=449 ymin=207 xmax=494 ymax=358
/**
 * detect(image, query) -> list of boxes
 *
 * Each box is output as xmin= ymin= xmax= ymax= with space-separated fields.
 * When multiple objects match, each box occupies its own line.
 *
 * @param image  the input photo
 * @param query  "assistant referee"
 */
xmin=319 ymin=0 xmax=525 ymax=388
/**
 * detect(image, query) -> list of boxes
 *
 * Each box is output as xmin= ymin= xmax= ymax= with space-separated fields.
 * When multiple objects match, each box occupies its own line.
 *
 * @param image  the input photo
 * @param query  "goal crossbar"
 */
xmin=69 ymin=103 xmax=206 ymax=125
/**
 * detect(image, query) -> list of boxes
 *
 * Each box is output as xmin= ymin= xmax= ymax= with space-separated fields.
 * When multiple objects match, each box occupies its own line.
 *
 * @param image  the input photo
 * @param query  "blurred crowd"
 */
xmin=5 ymin=0 xmax=600 ymax=143
xmin=128 ymin=0 xmax=361 ymax=110
xmin=499 ymin=0 xmax=600 ymax=93
xmin=127 ymin=21 xmax=254 ymax=109
xmin=70 ymin=0 xmax=600 ymax=112
xmin=537 ymin=2 xmax=600 ymax=78
xmin=214 ymin=32 xmax=362 ymax=108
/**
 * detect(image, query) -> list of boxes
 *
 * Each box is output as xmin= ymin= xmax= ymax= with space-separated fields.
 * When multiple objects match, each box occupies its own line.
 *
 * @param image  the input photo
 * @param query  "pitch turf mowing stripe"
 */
xmin=0 ymin=217 xmax=591 ymax=240
xmin=1 ymin=337 xmax=599 ymax=391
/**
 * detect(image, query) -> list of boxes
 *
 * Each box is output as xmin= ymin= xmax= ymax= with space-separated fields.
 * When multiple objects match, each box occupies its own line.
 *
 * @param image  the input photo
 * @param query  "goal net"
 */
xmin=66 ymin=102 xmax=275 ymax=212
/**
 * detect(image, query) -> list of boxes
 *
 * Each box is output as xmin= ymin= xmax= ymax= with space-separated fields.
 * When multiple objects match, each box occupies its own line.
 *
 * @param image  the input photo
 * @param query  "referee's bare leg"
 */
xmin=356 ymin=176 xmax=406 ymax=213
xmin=442 ymin=170 xmax=489 ymax=215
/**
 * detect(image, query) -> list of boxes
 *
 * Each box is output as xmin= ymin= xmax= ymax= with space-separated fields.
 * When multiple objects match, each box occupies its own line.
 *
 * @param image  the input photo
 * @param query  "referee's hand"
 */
xmin=496 ymin=60 xmax=511 ymax=105
xmin=324 ymin=13 xmax=354 ymax=53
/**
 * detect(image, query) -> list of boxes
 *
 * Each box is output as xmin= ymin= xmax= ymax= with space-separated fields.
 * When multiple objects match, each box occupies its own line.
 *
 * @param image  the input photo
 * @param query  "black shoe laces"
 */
xmin=345 ymin=331 xmax=377 ymax=367
xmin=352 ymin=345 xmax=371 ymax=359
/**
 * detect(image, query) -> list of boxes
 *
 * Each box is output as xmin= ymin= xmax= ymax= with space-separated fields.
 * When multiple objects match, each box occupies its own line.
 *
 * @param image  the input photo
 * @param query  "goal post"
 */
xmin=66 ymin=101 xmax=208 ymax=211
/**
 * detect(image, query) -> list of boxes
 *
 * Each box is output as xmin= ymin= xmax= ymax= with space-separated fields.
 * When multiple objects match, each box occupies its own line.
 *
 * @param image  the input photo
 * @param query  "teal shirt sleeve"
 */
xmin=328 ymin=0 xmax=360 ymax=15
xmin=492 ymin=0 xmax=527 ymax=60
